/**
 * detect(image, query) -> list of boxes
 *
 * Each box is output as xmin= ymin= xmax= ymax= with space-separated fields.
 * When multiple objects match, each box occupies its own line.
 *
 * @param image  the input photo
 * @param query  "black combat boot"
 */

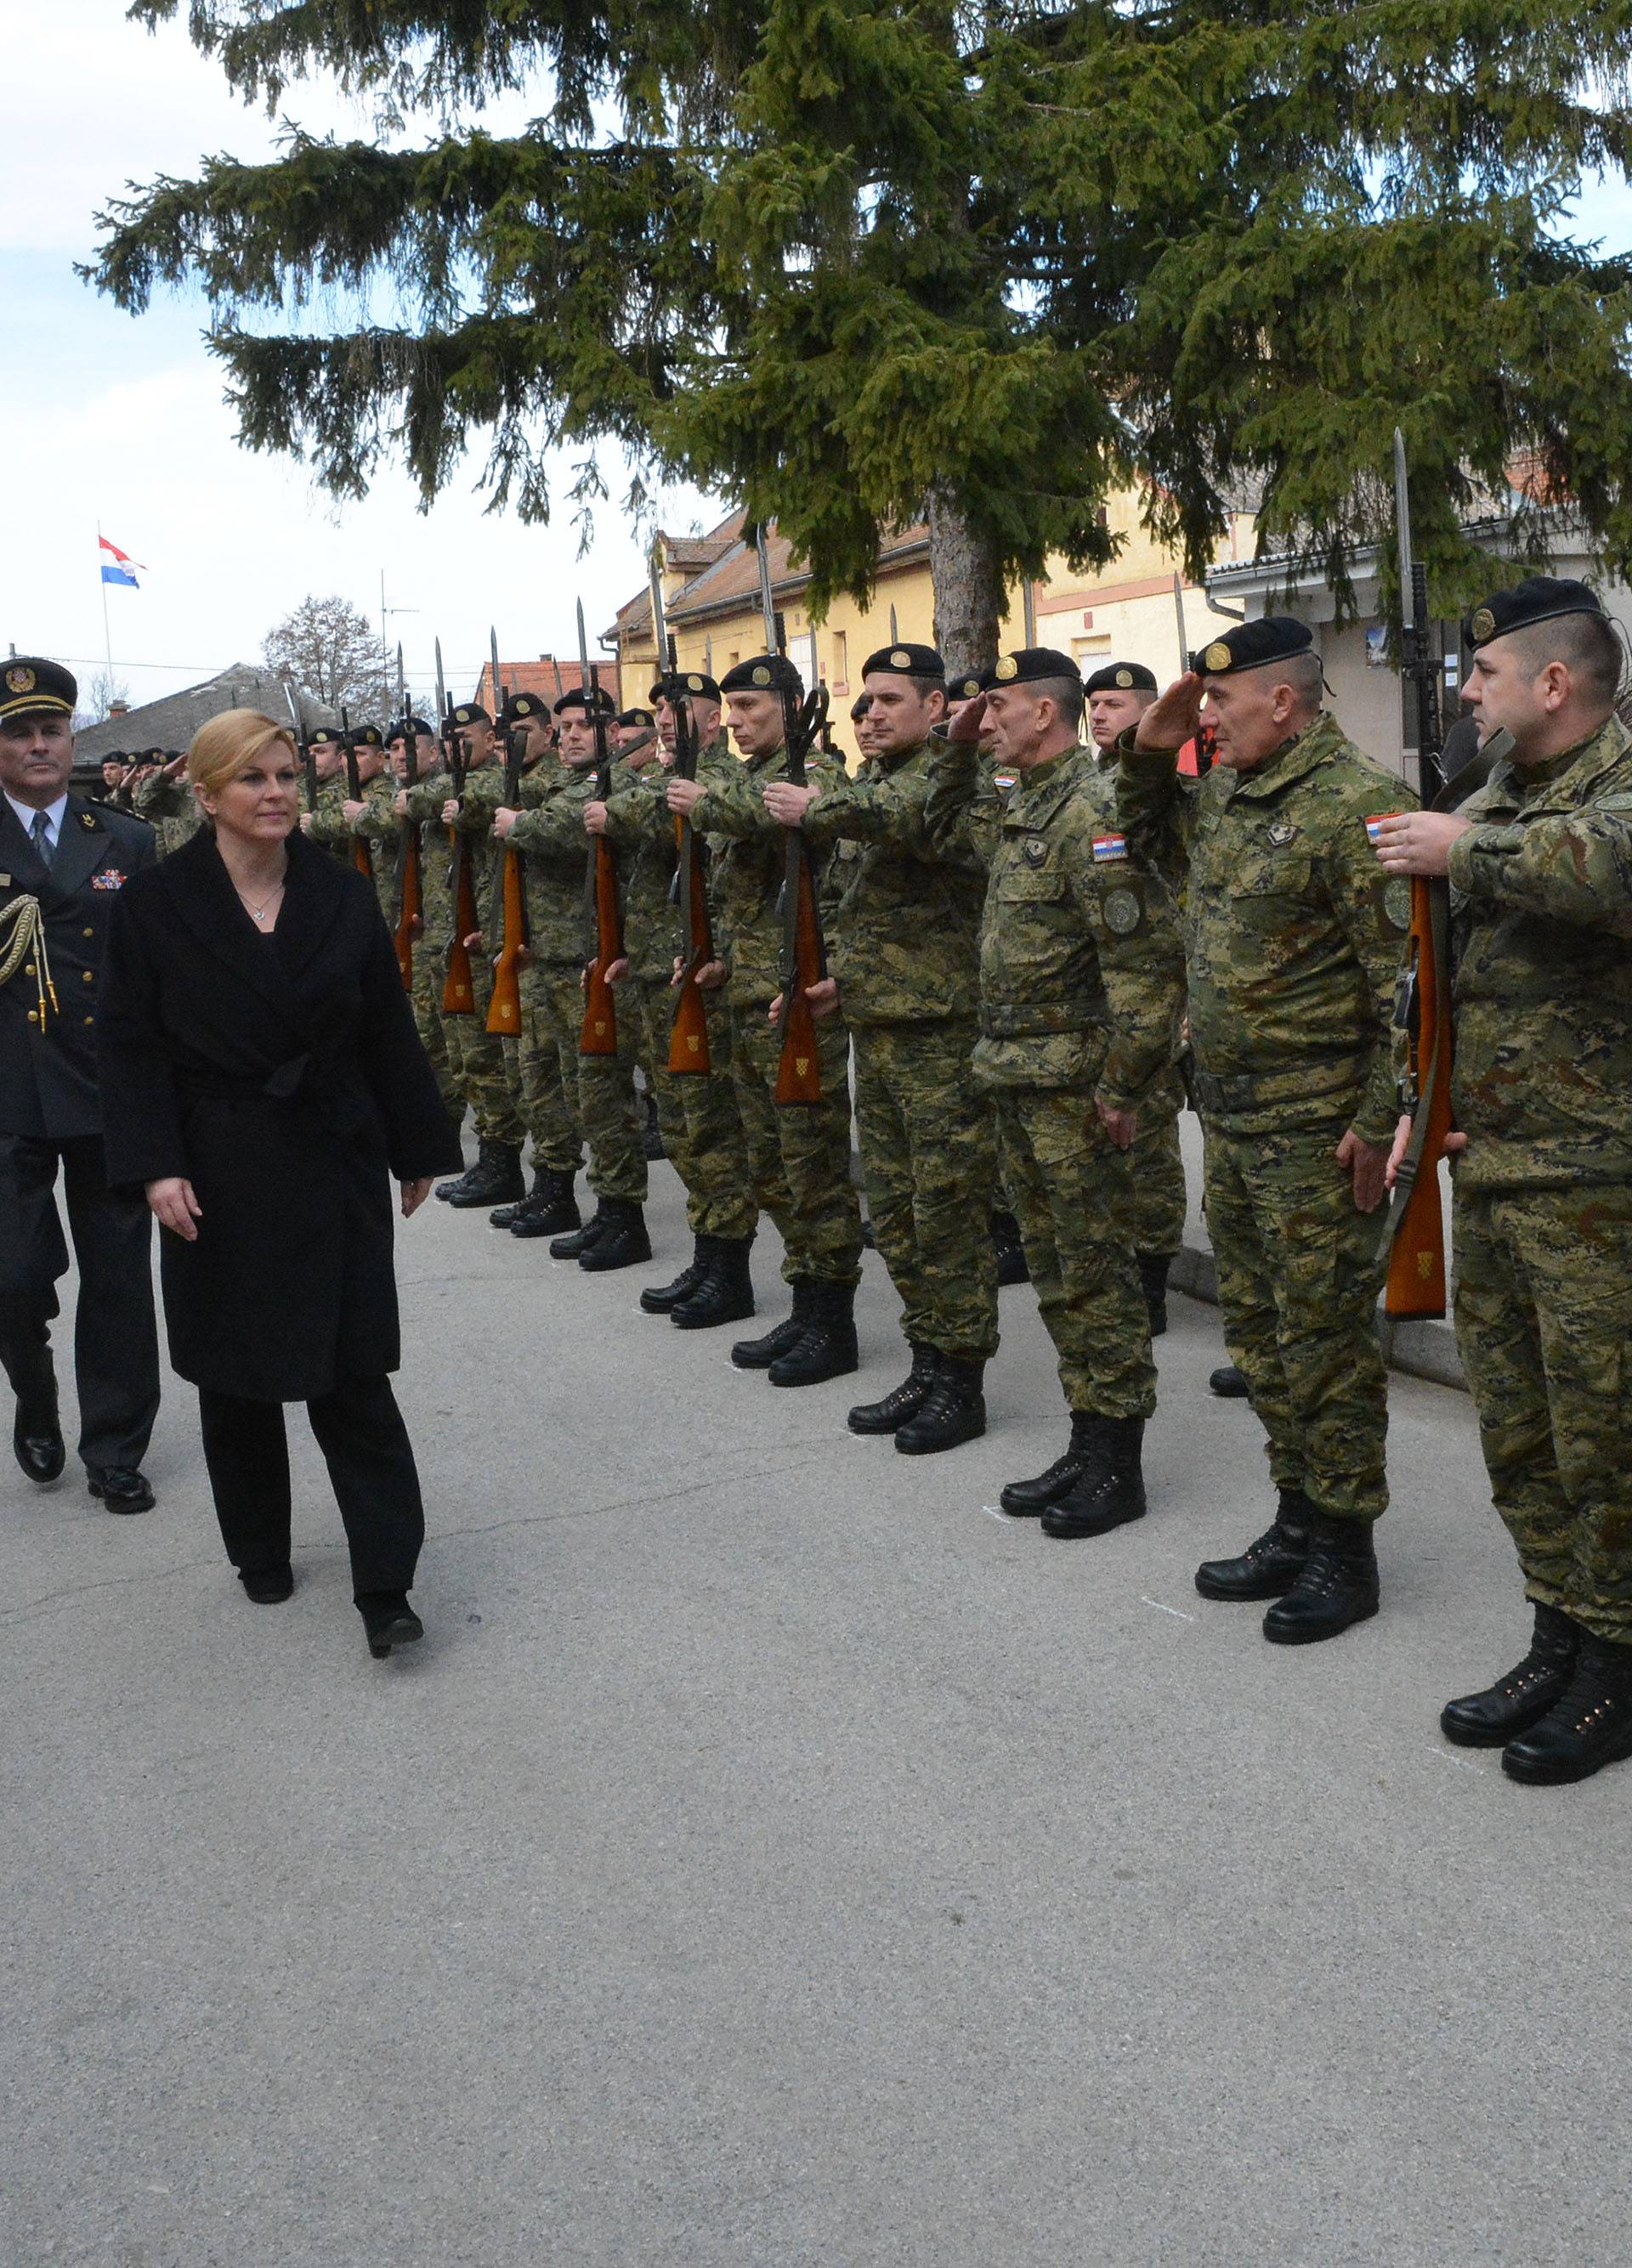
xmin=491 ymin=1166 xmax=548 ymax=1230
xmin=550 ymin=1208 xmax=611 ymax=1260
xmin=577 ymin=1198 xmax=651 ymax=1272
xmin=1261 ymin=1510 xmax=1379 ymax=1644
xmin=895 ymin=1358 xmax=987 ymax=1456
xmin=848 ymin=1343 xmax=938 ymax=1436
xmin=1041 ymin=1415 xmax=1147 ymax=1539
xmin=769 ymin=1281 xmax=859 ymax=1388
xmin=672 ymin=1237 xmax=756 ymax=1330
xmin=1138 ymin=1252 xmax=1173 ymax=1338
xmin=1194 ymin=1487 xmax=1314 ymax=1602
xmin=732 ymin=1281 xmax=813 ymax=1370
xmin=1210 ymin=1364 xmax=1250 ymax=1399
xmin=1501 ymin=1631 xmax=1632 ymax=1784
xmin=445 ymin=1139 xmax=525 ymax=1208
xmin=991 ymin=1208 xmax=1030 ymax=1287
xmin=641 ymin=1236 xmax=710 ymax=1315
xmin=1000 ymin=1411 xmax=1094 ymax=1517
xmin=1440 ymin=1603 xmax=1579 ymax=1749
xmin=509 ymin=1169 xmax=581 ymax=1238
xmin=435 ymin=1161 xmax=474 ymax=1201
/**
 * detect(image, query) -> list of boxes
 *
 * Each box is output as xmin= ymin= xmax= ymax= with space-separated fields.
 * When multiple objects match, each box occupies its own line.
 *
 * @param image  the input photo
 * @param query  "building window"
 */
xmin=831 ymin=631 xmax=847 ymax=693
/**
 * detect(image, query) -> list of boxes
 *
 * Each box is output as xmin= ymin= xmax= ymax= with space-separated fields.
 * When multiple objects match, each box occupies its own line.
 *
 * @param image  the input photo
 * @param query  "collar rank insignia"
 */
xmin=91 ymin=868 xmax=126 ymax=891
xmin=79 ymin=811 xmax=99 ymax=829
xmin=1091 ymin=833 xmax=1128 ymax=863
xmin=1267 ymin=821 xmax=1300 ymax=847
xmin=1023 ymin=836 xmax=1048 ymax=868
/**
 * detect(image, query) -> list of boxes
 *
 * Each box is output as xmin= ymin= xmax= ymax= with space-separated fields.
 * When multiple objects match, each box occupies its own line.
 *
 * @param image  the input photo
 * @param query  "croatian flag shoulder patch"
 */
xmin=1364 ymin=812 xmax=1403 ymax=845
xmin=1092 ymin=833 xmax=1128 ymax=863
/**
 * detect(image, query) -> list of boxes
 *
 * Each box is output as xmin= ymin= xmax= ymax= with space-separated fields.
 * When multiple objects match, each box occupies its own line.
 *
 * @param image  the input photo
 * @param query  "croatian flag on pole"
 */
xmin=99 ymin=534 xmax=144 ymax=589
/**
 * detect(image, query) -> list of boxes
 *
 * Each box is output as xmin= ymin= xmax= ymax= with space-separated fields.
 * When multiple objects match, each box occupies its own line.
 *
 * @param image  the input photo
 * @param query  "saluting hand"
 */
xmin=946 ymin=692 xmax=989 ymax=744
xmin=1135 ymin=672 xmax=1204 ymax=752
xmin=1372 ymin=810 xmax=1471 ymax=877
xmin=147 ymin=1176 xmax=202 ymax=1242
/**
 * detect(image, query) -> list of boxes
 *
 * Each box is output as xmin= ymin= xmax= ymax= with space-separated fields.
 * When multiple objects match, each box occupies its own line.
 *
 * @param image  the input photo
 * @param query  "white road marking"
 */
xmin=1141 ymin=1595 xmax=1196 ymax=1622
xmin=1428 ymin=1745 xmax=1484 ymax=1773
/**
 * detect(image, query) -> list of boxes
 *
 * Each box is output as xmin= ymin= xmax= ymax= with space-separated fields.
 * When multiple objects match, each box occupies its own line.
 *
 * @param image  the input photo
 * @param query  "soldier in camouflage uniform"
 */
xmin=1118 ymin=616 xmax=1414 ymax=1643
xmin=1085 ymin=662 xmax=1190 ymax=1334
xmin=666 ymin=653 xmax=864 ymax=1388
xmin=1377 ymin=577 xmax=1632 ymax=1785
xmin=926 ymin=647 xmax=1185 ymax=1535
xmin=434 ymin=702 xmax=526 ymax=1209
xmin=592 ymin=670 xmax=758 ymax=1326
xmin=498 ymin=685 xmax=649 ymax=1268
xmin=303 ymin=724 xmax=394 ymax=906
xmin=132 ymin=749 xmax=206 ymax=857
xmin=395 ymin=721 xmax=482 ymax=1196
xmin=366 ymin=715 xmax=460 ymax=1123
xmin=771 ymin=642 xmax=994 ymax=1453
xmin=295 ymin=728 xmax=355 ymax=863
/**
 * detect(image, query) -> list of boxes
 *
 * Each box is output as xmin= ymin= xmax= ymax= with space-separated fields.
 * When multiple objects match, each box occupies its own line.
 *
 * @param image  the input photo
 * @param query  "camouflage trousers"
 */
xmin=408 ymin=947 xmax=462 ymax=1124
xmin=997 ymin=1087 xmax=1154 ymax=1418
xmin=633 ymin=976 xmax=756 ymax=1240
xmin=853 ymin=1021 xmax=998 ymax=1361
xmin=729 ymin=1002 xmax=863 ymax=1289
xmin=442 ymin=951 xmax=524 ymax=1146
xmin=1454 ymin=1181 xmax=1632 ymax=1644
xmin=1204 ymin=1119 xmax=1388 ymax=1522
xmin=531 ymin=961 xmax=645 ymax=1205
xmin=507 ymin=959 xmax=583 ymax=1175
xmin=1130 ymin=1066 xmax=1188 ymax=1260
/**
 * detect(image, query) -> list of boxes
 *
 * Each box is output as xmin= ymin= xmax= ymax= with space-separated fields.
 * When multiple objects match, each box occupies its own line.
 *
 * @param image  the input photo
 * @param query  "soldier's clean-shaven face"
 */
xmin=1199 ymin=671 xmax=1309 ymax=772
xmin=0 ymin=714 xmax=75 ymax=806
xmin=861 ymin=675 xmax=946 ymax=755
xmin=1088 ymin=687 xmax=1153 ymax=749
xmin=654 ymin=696 xmax=723 ymax=767
xmin=557 ymin=713 xmax=601 ymax=766
xmin=725 ymin=690 xmax=784 ymax=758
xmin=1465 ymin=637 xmax=1581 ymax=761
xmin=314 ymin=743 xmax=344 ymax=781
xmin=983 ymin=684 xmax=1072 ymax=768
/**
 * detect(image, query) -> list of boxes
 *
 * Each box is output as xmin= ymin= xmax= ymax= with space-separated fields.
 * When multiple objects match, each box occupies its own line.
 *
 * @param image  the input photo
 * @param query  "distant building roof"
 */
xmin=75 ymin=664 xmax=337 ymax=763
xmin=473 ymin=656 xmax=621 ymax=714
xmin=609 ymin=514 xmax=929 ymax=647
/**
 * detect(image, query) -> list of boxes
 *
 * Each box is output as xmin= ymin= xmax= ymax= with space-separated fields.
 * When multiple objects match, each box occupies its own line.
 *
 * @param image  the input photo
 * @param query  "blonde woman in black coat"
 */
xmin=97 ymin=710 xmax=464 ymax=1658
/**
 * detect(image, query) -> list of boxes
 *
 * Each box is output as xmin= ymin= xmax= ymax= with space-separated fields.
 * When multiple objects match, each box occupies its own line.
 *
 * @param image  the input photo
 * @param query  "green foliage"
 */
xmin=91 ymin=0 xmax=1632 ymax=627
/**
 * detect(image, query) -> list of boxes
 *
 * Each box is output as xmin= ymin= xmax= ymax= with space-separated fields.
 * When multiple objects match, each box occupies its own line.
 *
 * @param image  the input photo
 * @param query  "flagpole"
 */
xmin=97 ymin=521 xmax=115 ymax=690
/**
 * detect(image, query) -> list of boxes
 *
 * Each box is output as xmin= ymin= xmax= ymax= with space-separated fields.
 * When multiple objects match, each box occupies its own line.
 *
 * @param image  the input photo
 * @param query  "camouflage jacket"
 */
xmin=600 ymin=737 xmax=736 ymax=985
xmin=802 ymin=738 xmax=985 ymax=1027
xmin=688 ymin=743 xmax=850 ymax=1009
xmin=508 ymin=756 xmax=635 ymax=967
xmin=131 ymin=771 xmax=204 ymax=858
xmin=1116 ymin=713 xmax=1414 ymax=1142
xmin=926 ymin=738 xmax=1184 ymax=1101
xmin=400 ymin=769 xmax=456 ymax=948
xmin=1448 ymin=713 xmax=1632 ymax=1189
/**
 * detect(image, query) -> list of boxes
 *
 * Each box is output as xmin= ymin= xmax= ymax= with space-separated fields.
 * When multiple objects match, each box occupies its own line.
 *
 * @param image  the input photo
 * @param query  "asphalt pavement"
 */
xmin=3 ymin=1150 xmax=1627 ymax=2267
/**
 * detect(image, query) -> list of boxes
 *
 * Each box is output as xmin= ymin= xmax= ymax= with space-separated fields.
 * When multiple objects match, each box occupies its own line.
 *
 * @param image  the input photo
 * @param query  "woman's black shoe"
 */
xmin=358 ymin=1591 xmax=424 ymax=1659
xmin=239 ymin=1562 xmax=294 ymax=1604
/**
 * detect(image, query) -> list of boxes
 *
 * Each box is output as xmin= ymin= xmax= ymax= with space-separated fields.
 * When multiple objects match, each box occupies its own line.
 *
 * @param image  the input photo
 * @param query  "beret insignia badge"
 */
xmin=688 ymin=674 xmax=705 ymax=693
xmin=1114 ymin=668 xmax=1133 ymax=687
xmin=1470 ymin=606 xmax=1496 ymax=642
xmin=994 ymin=654 xmax=1018 ymax=682
xmin=890 ymin=649 xmax=911 ymax=668
xmin=1203 ymin=642 xmax=1232 ymax=673
xmin=752 ymin=666 xmax=772 ymax=687
xmin=5 ymin=666 xmax=36 ymax=695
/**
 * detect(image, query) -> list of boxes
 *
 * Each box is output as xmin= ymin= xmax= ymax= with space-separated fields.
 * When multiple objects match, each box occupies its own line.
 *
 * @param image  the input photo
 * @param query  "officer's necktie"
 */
xmin=30 ymin=809 xmax=54 ymax=870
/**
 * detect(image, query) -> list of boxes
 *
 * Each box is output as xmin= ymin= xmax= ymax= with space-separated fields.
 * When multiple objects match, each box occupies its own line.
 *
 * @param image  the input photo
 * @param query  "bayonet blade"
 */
xmin=1173 ymin=573 xmax=1189 ymax=671
xmin=753 ymin=523 xmax=777 ymax=653
xmin=888 ymin=603 xmax=898 ymax=644
xmin=649 ymin=551 xmax=669 ymax=677
xmin=1022 ymin=579 xmax=1036 ymax=648
xmin=433 ymin=637 xmax=447 ymax=727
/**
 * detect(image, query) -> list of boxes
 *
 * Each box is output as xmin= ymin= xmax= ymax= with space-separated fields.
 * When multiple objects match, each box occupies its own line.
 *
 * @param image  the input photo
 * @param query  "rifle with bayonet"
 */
xmin=754 ymin=527 xmax=830 ymax=1106
xmin=283 ymin=682 xmax=318 ymax=812
xmin=486 ymin=632 xmax=529 ymax=1037
xmin=649 ymin=557 xmax=713 ymax=1076
xmin=441 ymin=675 xmax=478 ymax=1015
xmin=392 ymin=643 xmax=420 ymax=991
xmin=340 ymin=705 xmax=374 ymax=882
xmin=577 ymin=598 xmax=623 ymax=1055
xmin=1382 ymin=429 xmax=1454 ymax=1320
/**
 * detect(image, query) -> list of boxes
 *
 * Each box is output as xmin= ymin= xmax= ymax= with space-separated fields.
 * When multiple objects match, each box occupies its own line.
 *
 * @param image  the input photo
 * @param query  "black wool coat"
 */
xmin=96 ymin=827 xmax=463 ymax=1401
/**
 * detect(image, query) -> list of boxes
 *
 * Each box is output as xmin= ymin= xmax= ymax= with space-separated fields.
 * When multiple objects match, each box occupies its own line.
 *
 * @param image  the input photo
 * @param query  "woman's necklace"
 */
xmin=233 ymin=872 xmax=286 ymax=925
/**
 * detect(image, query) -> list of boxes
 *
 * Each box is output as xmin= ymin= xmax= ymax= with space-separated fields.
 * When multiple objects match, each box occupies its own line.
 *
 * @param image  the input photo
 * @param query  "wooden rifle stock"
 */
xmin=1385 ymin=875 xmax=1453 ymax=1318
xmin=486 ymin=732 xmax=529 ymax=1036
xmin=668 ymin=703 xmax=713 ymax=1076
xmin=343 ymin=732 xmax=373 ymax=882
xmin=442 ymin=710 xmax=477 ymax=1015
xmin=772 ymin=684 xmax=830 ymax=1106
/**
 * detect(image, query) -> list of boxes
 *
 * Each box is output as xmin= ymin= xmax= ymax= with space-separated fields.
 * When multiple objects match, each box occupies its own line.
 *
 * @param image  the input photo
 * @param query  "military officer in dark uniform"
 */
xmin=0 ymin=658 xmax=161 ymax=1509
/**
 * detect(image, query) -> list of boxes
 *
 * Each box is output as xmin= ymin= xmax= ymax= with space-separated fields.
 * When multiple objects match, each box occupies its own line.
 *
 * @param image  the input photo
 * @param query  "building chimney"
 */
xmin=109 ymin=699 xmax=130 ymax=718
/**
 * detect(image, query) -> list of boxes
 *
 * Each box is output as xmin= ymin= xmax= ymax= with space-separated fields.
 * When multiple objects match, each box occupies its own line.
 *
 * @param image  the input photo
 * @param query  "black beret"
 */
xmin=498 ymin=693 xmax=546 ymax=727
xmin=389 ymin=715 xmax=435 ymax=741
xmin=1192 ymin=617 xmax=1313 ymax=676
xmin=719 ymin=653 xmax=804 ymax=698
xmin=101 ymin=749 xmax=128 ymax=765
xmin=349 ymin=723 xmax=385 ymax=750
xmin=983 ymin=647 xmax=1080 ymax=690
xmin=1085 ymin=661 xmax=1157 ymax=695
xmin=650 ymin=670 xmax=722 ymax=705
xmin=861 ymin=642 xmax=946 ymax=681
xmin=1465 ymin=576 xmax=1607 ymax=652
xmin=0 ymin=657 xmax=76 ymax=721
xmin=947 ymin=674 xmax=986 ymax=703
xmin=618 ymin=707 xmax=655 ymax=728
xmin=552 ymin=686 xmax=617 ymax=718
xmin=849 ymin=693 xmax=874 ymax=721
xmin=451 ymin=704 xmax=492 ymax=729
xmin=308 ymin=727 xmax=342 ymax=748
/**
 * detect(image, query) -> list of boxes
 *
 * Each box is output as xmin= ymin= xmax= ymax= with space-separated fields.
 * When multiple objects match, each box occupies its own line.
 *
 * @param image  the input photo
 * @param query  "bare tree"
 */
xmin=75 ymin=668 xmax=132 ymax=729
xmin=263 ymin=594 xmax=381 ymax=718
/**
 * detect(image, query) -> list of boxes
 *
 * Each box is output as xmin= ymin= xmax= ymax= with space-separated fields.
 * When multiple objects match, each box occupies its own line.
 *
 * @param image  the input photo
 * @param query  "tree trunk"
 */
xmin=926 ymin=485 xmax=1006 ymax=680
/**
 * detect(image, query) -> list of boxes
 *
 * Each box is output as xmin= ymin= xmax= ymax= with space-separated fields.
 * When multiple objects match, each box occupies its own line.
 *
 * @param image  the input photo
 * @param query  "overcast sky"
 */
xmin=7 ymin=7 xmax=1632 ymax=722
xmin=1 ymin=3 xmax=720 ymax=716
